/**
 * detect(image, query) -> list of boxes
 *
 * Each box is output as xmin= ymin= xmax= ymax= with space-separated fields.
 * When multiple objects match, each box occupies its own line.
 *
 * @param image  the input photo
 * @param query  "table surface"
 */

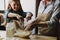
xmin=0 ymin=30 xmax=57 ymax=40
xmin=7 ymin=35 xmax=57 ymax=40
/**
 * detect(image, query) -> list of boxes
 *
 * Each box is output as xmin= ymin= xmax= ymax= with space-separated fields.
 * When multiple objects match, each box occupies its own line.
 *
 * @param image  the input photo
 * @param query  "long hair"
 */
xmin=8 ymin=0 xmax=23 ymax=11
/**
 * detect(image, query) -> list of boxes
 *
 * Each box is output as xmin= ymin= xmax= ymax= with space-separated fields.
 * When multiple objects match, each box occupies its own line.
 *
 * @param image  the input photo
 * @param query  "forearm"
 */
xmin=8 ymin=13 xmax=17 ymax=17
xmin=38 ymin=21 xmax=47 ymax=24
xmin=31 ymin=18 xmax=40 ymax=25
xmin=36 ymin=21 xmax=48 ymax=27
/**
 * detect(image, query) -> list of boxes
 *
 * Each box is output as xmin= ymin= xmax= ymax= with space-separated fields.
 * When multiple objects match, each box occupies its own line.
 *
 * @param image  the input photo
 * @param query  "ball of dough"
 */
xmin=14 ymin=30 xmax=31 ymax=38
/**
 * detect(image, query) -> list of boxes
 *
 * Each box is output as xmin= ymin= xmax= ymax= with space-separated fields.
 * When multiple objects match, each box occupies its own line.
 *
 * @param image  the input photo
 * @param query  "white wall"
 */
xmin=0 ymin=0 xmax=4 ymax=10
xmin=20 ymin=0 xmax=35 ymax=18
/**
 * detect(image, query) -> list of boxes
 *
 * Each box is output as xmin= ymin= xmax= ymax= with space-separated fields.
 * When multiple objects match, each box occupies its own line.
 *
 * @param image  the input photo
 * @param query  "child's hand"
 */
xmin=26 ymin=12 xmax=33 ymax=21
xmin=16 ymin=14 xmax=23 ymax=20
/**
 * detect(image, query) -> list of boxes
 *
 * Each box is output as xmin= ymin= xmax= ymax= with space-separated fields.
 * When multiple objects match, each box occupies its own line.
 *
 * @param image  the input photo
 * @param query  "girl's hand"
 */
xmin=16 ymin=14 xmax=23 ymax=20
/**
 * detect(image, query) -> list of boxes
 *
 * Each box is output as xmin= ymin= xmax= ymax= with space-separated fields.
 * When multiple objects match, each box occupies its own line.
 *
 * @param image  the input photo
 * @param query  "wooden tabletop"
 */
xmin=7 ymin=35 xmax=57 ymax=40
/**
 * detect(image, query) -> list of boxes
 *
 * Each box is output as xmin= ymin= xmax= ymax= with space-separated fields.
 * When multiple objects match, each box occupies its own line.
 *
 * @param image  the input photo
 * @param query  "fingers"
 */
xmin=24 ymin=25 xmax=31 ymax=31
xmin=24 ymin=24 xmax=31 ymax=31
xmin=16 ymin=15 xmax=23 ymax=20
xmin=24 ymin=24 xmax=34 ymax=31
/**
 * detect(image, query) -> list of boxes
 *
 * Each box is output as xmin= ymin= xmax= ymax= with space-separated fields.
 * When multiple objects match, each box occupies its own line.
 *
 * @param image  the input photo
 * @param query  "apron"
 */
xmin=37 ymin=1 xmax=54 ymax=34
xmin=37 ymin=1 xmax=54 ymax=21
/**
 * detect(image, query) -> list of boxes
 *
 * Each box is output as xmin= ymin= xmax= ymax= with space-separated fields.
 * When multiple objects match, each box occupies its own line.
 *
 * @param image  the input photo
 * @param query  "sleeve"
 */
xmin=22 ymin=12 xmax=27 ymax=18
xmin=46 ymin=7 xmax=60 ymax=29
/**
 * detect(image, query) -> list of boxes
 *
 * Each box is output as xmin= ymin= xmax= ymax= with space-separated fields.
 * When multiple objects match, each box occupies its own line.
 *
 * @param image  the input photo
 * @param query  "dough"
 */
xmin=14 ymin=30 xmax=31 ymax=38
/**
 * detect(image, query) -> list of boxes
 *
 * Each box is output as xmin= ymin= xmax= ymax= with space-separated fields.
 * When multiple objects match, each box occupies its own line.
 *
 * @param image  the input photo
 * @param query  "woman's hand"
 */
xmin=24 ymin=18 xmax=40 ymax=31
xmin=24 ymin=21 xmax=48 ymax=31
xmin=24 ymin=23 xmax=33 ymax=31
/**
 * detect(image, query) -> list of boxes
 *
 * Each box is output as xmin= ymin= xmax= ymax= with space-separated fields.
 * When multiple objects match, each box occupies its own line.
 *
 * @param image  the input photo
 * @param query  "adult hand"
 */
xmin=24 ymin=23 xmax=33 ymax=31
xmin=24 ymin=18 xmax=40 ymax=31
xmin=24 ymin=21 xmax=48 ymax=31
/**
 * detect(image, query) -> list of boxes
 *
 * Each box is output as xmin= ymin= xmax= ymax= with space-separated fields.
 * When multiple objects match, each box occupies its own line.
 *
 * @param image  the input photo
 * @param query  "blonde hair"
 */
xmin=8 ymin=0 xmax=23 ymax=11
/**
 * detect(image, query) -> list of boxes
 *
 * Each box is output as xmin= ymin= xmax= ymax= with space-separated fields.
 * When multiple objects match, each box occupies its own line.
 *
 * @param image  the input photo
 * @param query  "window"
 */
xmin=0 ymin=0 xmax=9 ymax=10
xmin=0 ymin=0 xmax=5 ymax=10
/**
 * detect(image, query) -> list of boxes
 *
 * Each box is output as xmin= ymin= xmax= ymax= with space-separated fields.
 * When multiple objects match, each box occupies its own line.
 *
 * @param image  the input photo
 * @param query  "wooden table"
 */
xmin=7 ymin=35 xmax=57 ymax=40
